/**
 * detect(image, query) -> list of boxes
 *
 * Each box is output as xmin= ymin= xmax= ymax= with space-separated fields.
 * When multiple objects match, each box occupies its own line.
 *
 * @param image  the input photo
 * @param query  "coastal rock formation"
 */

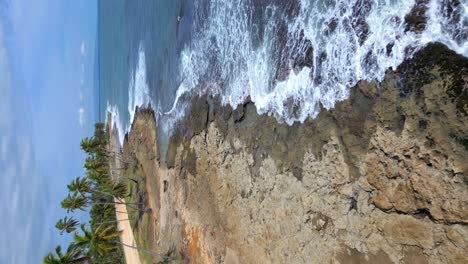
xmin=118 ymin=43 xmax=467 ymax=263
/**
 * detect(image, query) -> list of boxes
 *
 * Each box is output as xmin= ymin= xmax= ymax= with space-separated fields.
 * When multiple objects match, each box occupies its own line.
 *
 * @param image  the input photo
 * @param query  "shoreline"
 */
xmin=109 ymin=43 xmax=467 ymax=263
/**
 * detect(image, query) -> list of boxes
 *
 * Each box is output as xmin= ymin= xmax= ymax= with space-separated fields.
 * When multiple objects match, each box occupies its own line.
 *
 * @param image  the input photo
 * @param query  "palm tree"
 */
xmin=98 ymin=204 xmax=136 ymax=219
xmin=74 ymin=224 xmax=169 ymax=260
xmin=56 ymin=216 xmax=80 ymax=235
xmin=49 ymin=123 xmax=168 ymax=262
xmin=43 ymin=244 xmax=88 ymax=264
xmin=102 ymin=181 xmax=128 ymax=200
xmin=99 ymin=171 xmax=138 ymax=184
xmin=80 ymin=137 xmax=99 ymax=156
xmin=67 ymin=177 xmax=92 ymax=195
xmin=84 ymin=157 xmax=106 ymax=174
xmin=73 ymin=224 xmax=121 ymax=257
xmin=86 ymin=170 xmax=112 ymax=186
xmin=62 ymin=190 xmax=142 ymax=214
xmin=93 ymin=122 xmax=106 ymax=143
xmin=61 ymin=193 xmax=88 ymax=213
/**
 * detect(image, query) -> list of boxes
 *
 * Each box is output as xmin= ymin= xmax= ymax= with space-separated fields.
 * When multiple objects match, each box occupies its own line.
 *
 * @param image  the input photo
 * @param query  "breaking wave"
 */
xmin=175 ymin=0 xmax=467 ymax=124
xmin=107 ymin=46 xmax=154 ymax=146
xmin=112 ymin=0 xmax=467 ymax=144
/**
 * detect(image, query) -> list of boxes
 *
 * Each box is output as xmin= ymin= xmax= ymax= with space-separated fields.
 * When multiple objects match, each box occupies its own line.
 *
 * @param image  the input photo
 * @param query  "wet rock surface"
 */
xmin=122 ymin=43 xmax=467 ymax=263
xmin=404 ymin=0 xmax=430 ymax=34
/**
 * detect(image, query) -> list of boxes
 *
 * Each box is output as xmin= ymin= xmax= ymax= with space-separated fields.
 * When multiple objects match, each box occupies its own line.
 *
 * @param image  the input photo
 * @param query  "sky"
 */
xmin=0 ymin=0 xmax=97 ymax=262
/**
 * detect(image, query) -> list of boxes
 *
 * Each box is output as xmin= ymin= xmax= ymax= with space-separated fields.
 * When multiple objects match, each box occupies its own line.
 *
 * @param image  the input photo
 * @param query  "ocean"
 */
xmin=98 ymin=0 xmax=186 ymax=144
xmin=98 ymin=0 xmax=467 ymax=150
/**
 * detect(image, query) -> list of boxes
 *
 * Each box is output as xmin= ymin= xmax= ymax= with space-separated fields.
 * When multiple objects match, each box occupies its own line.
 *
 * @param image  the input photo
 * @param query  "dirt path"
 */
xmin=115 ymin=199 xmax=142 ymax=264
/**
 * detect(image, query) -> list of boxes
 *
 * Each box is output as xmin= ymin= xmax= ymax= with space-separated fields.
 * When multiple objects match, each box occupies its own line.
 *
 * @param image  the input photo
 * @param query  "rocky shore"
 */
xmin=115 ymin=43 xmax=467 ymax=264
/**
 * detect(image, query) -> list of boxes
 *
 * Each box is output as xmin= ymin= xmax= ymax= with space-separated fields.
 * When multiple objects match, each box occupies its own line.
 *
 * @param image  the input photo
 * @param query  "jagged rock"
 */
xmin=117 ymin=44 xmax=468 ymax=263
xmin=382 ymin=216 xmax=434 ymax=249
xmin=404 ymin=0 xmax=430 ymax=33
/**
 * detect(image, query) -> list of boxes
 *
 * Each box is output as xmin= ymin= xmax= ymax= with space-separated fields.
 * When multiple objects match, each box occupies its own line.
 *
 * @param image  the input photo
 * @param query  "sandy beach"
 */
xmin=115 ymin=200 xmax=142 ymax=264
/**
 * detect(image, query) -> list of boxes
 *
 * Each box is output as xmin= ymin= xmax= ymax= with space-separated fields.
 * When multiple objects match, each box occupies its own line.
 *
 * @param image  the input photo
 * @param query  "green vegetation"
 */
xmin=43 ymin=123 xmax=170 ymax=263
xmin=125 ymin=165 xmax=157 ymax=264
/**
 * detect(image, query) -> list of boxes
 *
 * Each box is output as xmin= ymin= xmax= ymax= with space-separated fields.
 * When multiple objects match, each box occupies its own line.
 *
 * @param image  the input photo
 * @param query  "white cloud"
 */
xmin=79 ymin=41 xmax=86 ymax=105
xmin=78 ymin=107 xmax=86 ymax=128
xmin=0 ymin=18 xmax=52 ymax=264
xmin=80 ymin=41 xmax=86 ymax=57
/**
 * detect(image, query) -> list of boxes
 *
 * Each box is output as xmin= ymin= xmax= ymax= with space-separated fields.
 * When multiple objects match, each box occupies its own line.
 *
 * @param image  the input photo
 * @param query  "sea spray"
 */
xmin=107 ymin=46 xmax=154 ymax=147
xmin=174 ymin=0 xmax=467 ymax=124
xmin=105 ymin=103 xmax=125 ymax=146
xmin=109 ymin=0 xmax=467 ymax=147
xmin=128 ymin=46 xmax=154 ymax=126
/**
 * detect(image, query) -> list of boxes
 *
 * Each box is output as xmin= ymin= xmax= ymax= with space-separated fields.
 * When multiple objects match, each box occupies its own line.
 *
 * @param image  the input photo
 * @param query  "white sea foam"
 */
xmin=128 ymin=46 xmax=153 ymax=125
xmin=105 ymin=103 xmax=125 ymax=146
xmin=112 ymin=0 xmax=467 ymax=140
xmin=173 ymin=0 xmax=467 ymax=125
xmin=107 ymin=46 xmax=155 ymax=146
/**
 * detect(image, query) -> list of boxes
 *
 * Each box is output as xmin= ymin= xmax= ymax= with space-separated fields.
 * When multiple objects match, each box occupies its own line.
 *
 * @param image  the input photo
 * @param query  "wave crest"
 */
xmin=174 ymin=0 xmax=467 ymax=124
